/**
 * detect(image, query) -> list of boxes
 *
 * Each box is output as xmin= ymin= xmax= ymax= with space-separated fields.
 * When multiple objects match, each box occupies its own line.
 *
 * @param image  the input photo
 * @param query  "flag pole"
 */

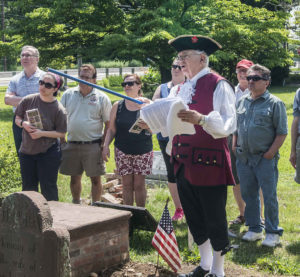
xmin=47 ymin=67 xmax=144 ymax=104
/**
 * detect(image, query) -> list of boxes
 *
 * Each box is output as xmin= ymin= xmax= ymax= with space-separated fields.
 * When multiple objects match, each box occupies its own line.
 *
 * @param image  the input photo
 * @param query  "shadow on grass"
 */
xmin=129 ymin=229 xmax=154 ymax=255
xmin=0 ymin=108 xmax=13 ymax=122
xmin=230 ymin=237 xmax=276 ymax=265
xmin=286 ymin=241 xmax=300 ymax=262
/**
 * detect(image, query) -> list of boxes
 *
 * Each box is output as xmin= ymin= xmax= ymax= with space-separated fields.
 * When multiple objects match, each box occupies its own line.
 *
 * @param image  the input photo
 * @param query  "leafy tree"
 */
xmin=5 ymin=0 xmax=126 ymax=69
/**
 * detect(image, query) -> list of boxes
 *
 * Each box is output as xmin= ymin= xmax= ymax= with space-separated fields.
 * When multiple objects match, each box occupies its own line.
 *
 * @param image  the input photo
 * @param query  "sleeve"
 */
xmin=273 ymin=101 xmax=288 ymax=135
xmin=101 ymin=94 xmax=112 ymax=123
xmin=15 ymin=97 xmax=27 ymax=118
xmin=55 ymin=105 xmax=67 ymax=133
xmin=6 ymin=79 xmax=16 ymax=94
xmin=60 ymin=91 xmax=67 ymax=108
xmin=202 ymin=80 xmax=237 ymax=139
xmin=293 ymin=88 xmax=300 ymax=117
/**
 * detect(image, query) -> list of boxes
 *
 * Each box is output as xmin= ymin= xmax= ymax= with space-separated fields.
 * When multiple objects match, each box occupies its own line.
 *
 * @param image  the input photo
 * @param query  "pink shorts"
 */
xmin=115 ymin=147 xmax=153 ymax=176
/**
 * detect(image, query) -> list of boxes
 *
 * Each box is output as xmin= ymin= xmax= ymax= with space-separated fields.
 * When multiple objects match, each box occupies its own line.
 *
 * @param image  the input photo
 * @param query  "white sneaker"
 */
xmin=262 ymin=233 xmax=280 ymax=247
xmin=242 ymin=231 xmax=264 ymax=241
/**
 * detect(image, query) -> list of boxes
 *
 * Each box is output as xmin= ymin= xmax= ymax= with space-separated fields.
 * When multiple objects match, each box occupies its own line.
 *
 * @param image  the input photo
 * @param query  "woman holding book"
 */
xmin=15 ymin=73 xmax=66 ymax=201
xmin=102 ymin=74 xmax=153 ymax=207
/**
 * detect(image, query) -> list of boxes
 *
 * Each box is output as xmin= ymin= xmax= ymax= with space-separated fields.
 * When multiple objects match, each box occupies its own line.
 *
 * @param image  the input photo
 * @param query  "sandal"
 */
xmin=230 ymin=215 xmax=245 ymax=225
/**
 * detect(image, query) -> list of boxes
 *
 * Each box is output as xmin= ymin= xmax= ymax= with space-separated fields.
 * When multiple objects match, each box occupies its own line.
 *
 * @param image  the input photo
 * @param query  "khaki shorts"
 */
xmin=60 ymin=142 xmax=105 ymax=177
xmin=295 ymin=137 xmax=300 ymax=184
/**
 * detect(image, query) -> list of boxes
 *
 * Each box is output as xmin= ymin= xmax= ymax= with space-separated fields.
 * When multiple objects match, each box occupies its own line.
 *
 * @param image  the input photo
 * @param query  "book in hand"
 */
xmin=26 ymin=108 xmax=43 ymax=129
xmin=129 ymin=118 xmax=144 ymax=134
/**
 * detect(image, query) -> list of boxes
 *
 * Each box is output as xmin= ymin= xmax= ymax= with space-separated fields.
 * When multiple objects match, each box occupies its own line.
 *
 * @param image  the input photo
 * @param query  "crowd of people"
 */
xmin=4 ymin=38 xmax=299 ymax=277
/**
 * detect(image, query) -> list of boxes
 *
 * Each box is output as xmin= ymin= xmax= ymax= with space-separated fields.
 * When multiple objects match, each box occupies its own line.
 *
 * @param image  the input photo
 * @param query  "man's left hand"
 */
xmin=177 ymin=109 xmax=202 ymax=125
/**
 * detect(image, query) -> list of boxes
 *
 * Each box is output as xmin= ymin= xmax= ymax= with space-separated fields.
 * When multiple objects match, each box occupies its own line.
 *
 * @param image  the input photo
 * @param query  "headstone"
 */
xmin=0 ymin=191 xmax=71 ymax=277
xmin=147 ymin=151 xmax=168 ymax=181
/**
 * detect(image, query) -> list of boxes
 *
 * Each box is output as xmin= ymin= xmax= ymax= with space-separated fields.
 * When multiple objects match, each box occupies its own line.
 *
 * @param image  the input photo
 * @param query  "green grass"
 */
xmin=0 ymin=86 xmax=300 ymax=275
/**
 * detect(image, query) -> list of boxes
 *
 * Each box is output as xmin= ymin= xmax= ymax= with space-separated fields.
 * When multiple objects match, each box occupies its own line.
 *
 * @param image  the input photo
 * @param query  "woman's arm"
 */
xmin=29 ymin=129 xmax=66 ymax=140
xmin=15 ymin=115 xmax=36 ymax=134
xmin=102 ymin=102 xmax=118 ymax=162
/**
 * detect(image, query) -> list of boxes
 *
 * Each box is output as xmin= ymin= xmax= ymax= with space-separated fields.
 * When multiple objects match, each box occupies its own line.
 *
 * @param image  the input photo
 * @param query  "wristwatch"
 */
xmin=20 ymin=120 xmax=24 ymax=127
xmin=198 ymin=116 xmax=206 ymax=126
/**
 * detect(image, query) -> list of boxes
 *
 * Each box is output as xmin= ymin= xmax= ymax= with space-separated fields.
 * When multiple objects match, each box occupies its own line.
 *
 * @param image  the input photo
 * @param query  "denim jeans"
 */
xmin=19 ymin=143 xmax=61 ymax=201
xmin=236 ymin=157 xmax=283 ymax=235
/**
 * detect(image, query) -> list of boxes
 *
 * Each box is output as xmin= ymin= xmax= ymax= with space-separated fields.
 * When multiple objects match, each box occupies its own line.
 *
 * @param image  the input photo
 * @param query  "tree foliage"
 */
xmin=2 ymin=0 xmax=295 ymax=84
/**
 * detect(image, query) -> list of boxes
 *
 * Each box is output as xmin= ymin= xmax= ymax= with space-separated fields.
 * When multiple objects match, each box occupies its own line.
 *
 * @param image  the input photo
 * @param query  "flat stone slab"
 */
xmin=48 ymin=201 xmax=131 ymax=240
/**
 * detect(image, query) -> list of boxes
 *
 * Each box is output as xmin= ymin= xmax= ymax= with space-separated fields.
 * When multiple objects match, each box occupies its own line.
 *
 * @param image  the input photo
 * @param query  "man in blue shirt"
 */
xmin=4 ymin=45 xmax=45 ymax=153
xmin=289 ymin=88 xmax=300 ymax=183
xmin=234 ymin=64 xmax=287 ymax=247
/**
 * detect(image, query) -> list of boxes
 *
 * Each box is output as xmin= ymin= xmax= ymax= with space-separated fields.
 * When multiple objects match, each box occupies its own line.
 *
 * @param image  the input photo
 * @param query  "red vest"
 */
xmin=172 ymin=73 xmax=235 ymax=187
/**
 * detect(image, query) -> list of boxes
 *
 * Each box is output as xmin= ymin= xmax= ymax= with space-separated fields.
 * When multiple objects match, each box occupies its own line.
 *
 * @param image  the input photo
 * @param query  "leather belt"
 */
xmin=68 ymin=139 xmax=102 ymax=145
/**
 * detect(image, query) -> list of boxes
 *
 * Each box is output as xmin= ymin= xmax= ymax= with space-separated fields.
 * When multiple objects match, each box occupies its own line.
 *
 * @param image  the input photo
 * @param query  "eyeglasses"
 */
xmin=172 ymin=65 xmax=182 ymax=70
xmin=20 ymin=54 xmax=37 ymax=58
xmin=177 ymin=53 xmax=201 ymax=61
xmin=246 ymin=75 xmax=268 ymax=82
xmin=121 ymin=81 xmax=137 ymax=87
xmin=79 ymin=75 xmax=94 ymax=80
xmin=39 ymin=80 xmax=55 ymax=89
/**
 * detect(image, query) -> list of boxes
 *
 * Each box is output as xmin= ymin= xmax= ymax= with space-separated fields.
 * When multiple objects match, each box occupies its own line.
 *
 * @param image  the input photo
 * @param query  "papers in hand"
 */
xmin=129 ymin=118 xmax=144 ymax=134
xmin=26 ymin=108 xmax=43 ymax=129
xmin=140 ymin=98 xmax=196 ymax=155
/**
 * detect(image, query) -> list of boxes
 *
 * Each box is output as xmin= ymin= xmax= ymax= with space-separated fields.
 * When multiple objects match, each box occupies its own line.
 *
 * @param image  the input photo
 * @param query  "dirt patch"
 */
xmin=98 ymin=261 xmax=286 ymax=277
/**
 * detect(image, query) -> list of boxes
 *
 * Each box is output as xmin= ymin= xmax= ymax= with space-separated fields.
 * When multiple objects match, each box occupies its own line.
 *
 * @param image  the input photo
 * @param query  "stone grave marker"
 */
xmin=147 ymin=150 xmax=168 ymax=181
xmin=0 ymin=191 xmax=71 ymax=277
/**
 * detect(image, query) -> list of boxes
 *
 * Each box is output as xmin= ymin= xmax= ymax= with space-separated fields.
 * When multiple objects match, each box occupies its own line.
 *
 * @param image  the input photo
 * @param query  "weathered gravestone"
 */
xmin=147 ymin=150 xmax=168 ymax=182
xmin=0 ymin=191 xmax=71 ymax=277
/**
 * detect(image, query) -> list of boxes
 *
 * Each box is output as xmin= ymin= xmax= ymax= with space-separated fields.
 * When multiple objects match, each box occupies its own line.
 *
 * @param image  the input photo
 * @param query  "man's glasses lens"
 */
xmin=246 ymin=75 xmax=267 ymax=82
xmin=39 ymin=80 xmax=54 ymax=89
xmin=172 ymin=65 xmax=182 ymax=70
xmin=121 ymin=81 xmax=135 ymax=87
xmin=20 ymin=54 xmax=36 ymax=58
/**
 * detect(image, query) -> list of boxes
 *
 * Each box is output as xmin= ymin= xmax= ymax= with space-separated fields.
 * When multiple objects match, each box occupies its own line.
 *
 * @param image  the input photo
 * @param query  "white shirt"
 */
xmin=235 ymin=84 xmax=250 ymax=104
xmin=169 ymin=67 xmax=236 ymax=139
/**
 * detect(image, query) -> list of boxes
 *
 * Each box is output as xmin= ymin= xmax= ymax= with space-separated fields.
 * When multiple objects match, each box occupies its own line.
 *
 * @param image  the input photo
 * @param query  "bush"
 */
xmin=141 ymin=68 xmax=161 ymax=99
xmin=106 ymin=75 xmax=123 ymax=87
xmin=285 ymin=73 xmax=300 ymax=84
xmin=94 ymin=59 xmax=143 ymax=68
xmin=0 ymin=134 xmax=22 ymax=196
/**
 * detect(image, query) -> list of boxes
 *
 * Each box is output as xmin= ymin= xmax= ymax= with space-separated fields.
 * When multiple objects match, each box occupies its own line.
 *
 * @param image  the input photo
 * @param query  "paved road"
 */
xmin=0 ymin=67 xmax=148 ymax=87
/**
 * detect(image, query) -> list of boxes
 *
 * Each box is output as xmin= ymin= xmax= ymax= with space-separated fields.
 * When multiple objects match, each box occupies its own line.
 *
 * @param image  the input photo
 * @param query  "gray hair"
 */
xmin=21 ymin=45 xmax=39 ymax=57
xmin=193 ymin=50 xmax=209 ymax=67
xmin=248 ymin=64 xmax=271 ymax=80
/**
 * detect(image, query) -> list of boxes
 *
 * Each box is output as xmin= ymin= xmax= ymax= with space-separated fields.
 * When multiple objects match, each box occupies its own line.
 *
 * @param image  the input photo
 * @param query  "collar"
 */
xmin=189 ymin=67 xmax=210 ymax=88
xmin=21 ymin=67 xmax=43 ymax=79
xmin=75 ymin=86 xmax=96 ymax=97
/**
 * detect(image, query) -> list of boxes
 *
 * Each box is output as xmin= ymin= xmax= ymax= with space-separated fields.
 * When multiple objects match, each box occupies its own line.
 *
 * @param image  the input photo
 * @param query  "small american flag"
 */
xmin=152 ymin=203 xmax=181 ymax=272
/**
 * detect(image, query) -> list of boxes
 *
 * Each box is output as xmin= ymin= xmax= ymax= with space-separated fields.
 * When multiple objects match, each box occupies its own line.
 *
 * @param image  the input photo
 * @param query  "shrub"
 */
xmin=94 ymin=59 xmax=143 ymax=68
xmin=141 ymin=68 xmax=161 ymax=99
xmin=285 ymin=73 xmax=300 ymax=84
xmin=106 ymin=75 xmax=123 ymax=87
xmin=0 ymin=133 xmax=22 ymax=195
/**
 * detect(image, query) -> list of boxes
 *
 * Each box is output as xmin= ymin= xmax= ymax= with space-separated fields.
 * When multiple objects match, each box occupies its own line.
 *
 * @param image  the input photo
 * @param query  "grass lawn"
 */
xmin=0 ymin=85 xmax=299 ymax=276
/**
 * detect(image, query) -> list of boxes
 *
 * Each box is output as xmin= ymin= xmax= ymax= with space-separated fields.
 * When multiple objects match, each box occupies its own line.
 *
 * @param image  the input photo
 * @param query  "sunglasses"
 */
xmin=172 ymin=65 xmax=182 ymax=70
xmin=39 ymin=80 xmax=55 ymax=89
xmin=121 ymin=81 xmax=137 ymax=87
xmin=246 ymin=75 xmax=268 ymax=82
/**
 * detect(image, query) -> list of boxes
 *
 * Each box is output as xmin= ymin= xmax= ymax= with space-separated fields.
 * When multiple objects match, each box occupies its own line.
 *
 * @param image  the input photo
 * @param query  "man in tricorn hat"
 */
xmin=168 ymin=35 xmax=236 ymax=277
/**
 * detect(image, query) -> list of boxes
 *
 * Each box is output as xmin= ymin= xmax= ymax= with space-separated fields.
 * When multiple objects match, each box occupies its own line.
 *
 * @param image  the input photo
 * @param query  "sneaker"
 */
xmin=178 ymin=265 xmax=209 ymax=277
xmin=172 ymin=208 xmax=184 ymax=221
xmin=262 ymin=233 xmax=280 ymax=247
xmin=242 ymin=231 xmax=263 ymax=241
xmin=204 ymin=274 xmax=224 ymax=277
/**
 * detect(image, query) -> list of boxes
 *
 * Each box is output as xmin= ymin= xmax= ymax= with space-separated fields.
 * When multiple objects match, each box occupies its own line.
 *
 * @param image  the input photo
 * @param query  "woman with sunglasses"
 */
xmin=152 ymin=59 xmax=186 ymax=220
xmin=15 ymin=73 xmax=66 ymax=201
xmin=102 ymin=74 xmax=153 ymax=207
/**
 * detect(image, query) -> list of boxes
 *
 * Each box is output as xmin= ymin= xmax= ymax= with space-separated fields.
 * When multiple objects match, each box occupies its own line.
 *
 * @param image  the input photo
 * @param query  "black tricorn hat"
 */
xmin=168 ymin=35 xmax=222 ymax=56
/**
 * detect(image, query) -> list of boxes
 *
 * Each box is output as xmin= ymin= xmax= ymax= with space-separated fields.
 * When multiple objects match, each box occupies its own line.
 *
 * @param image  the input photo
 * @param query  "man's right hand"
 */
xmin=290 ymin=151 xmax=297 ymax=169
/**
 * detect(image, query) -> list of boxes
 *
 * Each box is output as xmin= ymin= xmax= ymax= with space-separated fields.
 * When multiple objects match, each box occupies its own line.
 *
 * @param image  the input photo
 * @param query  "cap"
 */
xmin=236 ymin=59 xmax=254 ymax=69
xmin=168 ymin=35 xmax=222 ymax=56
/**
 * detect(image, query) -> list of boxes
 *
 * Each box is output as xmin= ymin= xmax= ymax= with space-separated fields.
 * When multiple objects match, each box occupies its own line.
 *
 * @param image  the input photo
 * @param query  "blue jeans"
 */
xmin=236 ymin=157 xmax=283 ymax=235
xmin=19 ymin=143 xmax=61 ymax=201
